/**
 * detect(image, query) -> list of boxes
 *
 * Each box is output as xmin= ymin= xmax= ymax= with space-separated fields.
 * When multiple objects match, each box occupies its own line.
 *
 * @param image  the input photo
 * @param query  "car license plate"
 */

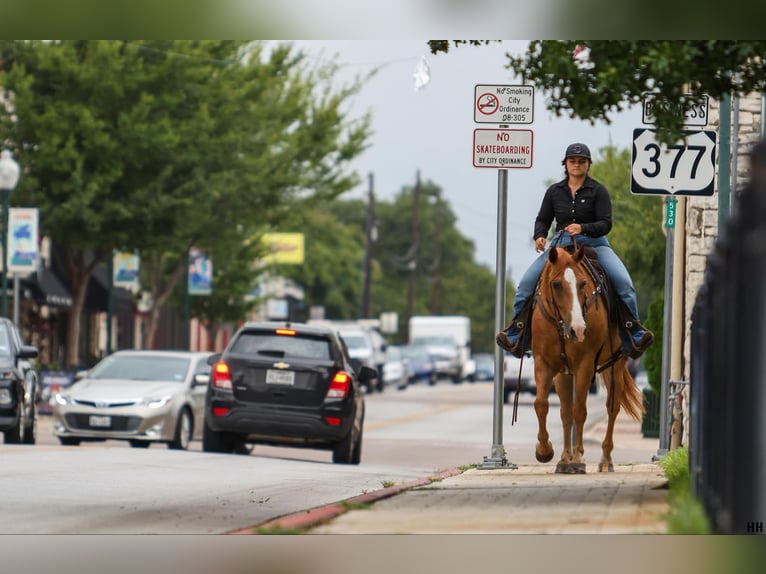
xmin=89 ymin=415 xmax=112 ymax=428
xmin=266 ymin=369 xmax=295 ymax=385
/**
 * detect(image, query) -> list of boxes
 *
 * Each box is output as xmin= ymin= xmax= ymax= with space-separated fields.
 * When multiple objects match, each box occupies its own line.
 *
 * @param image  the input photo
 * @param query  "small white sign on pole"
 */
xmin=473 ymin=129 xmax=533 ymax=169
xmin=474 ymin=84 xmax=534 ymax=124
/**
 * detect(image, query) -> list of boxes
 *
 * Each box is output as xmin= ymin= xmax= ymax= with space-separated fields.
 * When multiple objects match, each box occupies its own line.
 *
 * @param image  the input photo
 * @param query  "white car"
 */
xmin=52 ymin=350 xmax=213 ymax=449
xmin=381 ymin=345 xmax=410 ymax=390
xmin=503 ymin=352 xmax=537 ymax=402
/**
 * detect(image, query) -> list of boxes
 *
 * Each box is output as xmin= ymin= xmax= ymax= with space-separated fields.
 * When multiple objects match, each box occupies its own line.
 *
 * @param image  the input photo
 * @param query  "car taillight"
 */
xmin=212 ymin=361 xmax=233 ymax=390
xmin=325 ymin=371 xmax=351 ymax=399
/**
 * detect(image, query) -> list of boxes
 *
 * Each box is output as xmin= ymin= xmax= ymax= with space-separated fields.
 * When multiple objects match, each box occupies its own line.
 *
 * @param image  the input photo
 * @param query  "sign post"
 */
xmin=473 ymin=84 xmax=534 ymax=470
xmin=631 ymin=97 xmax=712 ymax=458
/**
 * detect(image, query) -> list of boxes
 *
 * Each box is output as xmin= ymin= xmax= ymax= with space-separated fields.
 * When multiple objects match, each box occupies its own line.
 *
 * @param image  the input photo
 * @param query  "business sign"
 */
xmin=262 ymin=232 xmax=305 ymax=265
xmin=113 ymin=251 xmax=140 ymax=290
xmin=631 ymin=129 xmax=716 ymax=196
xmin=642 ymin=93 xmax=709 ymax=127
xmin=188 ymin=248 xmax=212 ymax=295
xmin=474 ymin=84 xmax=534 ymax=124
xmin=473 ymin=129 xmax=533 ymax=169
xmin=7 ymin=208 xmax=38 ymax=274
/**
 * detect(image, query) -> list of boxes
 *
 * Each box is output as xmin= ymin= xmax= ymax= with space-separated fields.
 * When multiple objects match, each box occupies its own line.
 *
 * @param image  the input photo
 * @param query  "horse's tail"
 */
xmin=620 ymin=363 xmax=646 ymax=421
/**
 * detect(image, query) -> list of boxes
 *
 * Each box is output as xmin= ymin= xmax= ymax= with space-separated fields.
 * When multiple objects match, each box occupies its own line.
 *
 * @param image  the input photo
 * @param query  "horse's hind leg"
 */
xmin=553 ymin=373 xmax=575 ymax=473
xmin=599 ymin=366 xmax=623 ymax=472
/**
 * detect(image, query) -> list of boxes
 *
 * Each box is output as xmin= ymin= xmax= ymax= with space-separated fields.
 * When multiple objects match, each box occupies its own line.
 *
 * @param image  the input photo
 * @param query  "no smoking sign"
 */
xmin=474 ymin=84 xmax=534 ymax=124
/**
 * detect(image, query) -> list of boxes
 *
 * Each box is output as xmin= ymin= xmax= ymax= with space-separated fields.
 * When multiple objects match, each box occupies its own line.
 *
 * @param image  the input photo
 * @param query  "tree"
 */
xmin=429 ymin=40 xmax=766 ymax=145
xmin=0 ymin=40 xmax=371 ymax=363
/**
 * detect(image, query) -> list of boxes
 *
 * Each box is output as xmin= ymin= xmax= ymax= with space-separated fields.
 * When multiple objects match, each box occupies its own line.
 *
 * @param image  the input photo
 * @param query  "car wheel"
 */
xmin=168 ymin=408 xmax=193 ymax=450
xmin=232 ymin=440 xmax=253 ymax=455
xmin=333 ymin=427 xmax=359 ymax=464
xmin=4 ymin=401 xmax=24 ymax=444
xmin=22 ymin=401 xmax=36 ymax=445
xmin=428 ymin=373 xmax=437 ymax=386
xmin=350 ymin=426 xmax=363 ymax=465
xmin=129 ymin=440 xmax=151 ymax=448
xmin=202 ymin=420 xmax=236 ymax=453
xmin=58 ymin=437 xmax=81 ymax=446
xmin=376 ymin=378 xmax=385 ymax=393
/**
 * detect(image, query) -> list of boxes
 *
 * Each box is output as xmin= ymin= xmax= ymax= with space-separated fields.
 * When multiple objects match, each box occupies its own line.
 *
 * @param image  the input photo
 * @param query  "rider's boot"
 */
xmin=625 ymin=319 xmax=654 ymax=359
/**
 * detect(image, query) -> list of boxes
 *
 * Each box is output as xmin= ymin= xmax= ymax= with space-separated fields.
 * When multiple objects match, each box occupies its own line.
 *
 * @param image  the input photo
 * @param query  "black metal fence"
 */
xmin=690 ymin=140 xmax=766 ymax=534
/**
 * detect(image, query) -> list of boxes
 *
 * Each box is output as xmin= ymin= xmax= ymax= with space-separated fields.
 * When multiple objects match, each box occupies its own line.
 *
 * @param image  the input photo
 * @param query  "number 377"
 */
xmin=641 ymin=143 xmax=707 ymax=179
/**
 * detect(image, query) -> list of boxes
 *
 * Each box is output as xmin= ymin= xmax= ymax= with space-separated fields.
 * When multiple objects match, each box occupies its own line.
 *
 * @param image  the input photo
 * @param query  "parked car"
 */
xmin=471 ymin=352 xmax=495 ymax=381
xmin=409 ymin=335 xmax=462 ymax=382
xmin=203 ymin=321 xmax=376 ymax=464
xmin=0 ymin=318 xmax=39 ymax=444
xmin=401 ymin=345 xmax=438 ymax=386
xmin=52 ymin=350 xmax=213 ymax=449
xmin=381 ymin=345 xmax=410 ymax=390
xmin=336 ymin=325 xmax=387 ymax=393
xmin=503 ymin=352 xmax=537 ymax=402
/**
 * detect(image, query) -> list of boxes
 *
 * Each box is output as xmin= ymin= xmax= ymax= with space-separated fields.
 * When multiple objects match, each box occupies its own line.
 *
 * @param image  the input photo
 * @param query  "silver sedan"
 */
xmin=52 ymin=350 xmax=212 ymax=449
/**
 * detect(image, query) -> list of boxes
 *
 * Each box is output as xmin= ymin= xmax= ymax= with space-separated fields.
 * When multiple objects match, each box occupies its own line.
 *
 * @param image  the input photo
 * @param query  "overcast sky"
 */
xmin=295 ymin=40 xmax=644 ymax=282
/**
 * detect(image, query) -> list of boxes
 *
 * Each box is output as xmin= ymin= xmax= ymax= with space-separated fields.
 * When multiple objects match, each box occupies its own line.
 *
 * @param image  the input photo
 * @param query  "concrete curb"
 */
xmin=226 ymin=467 xmax=465 ymax=534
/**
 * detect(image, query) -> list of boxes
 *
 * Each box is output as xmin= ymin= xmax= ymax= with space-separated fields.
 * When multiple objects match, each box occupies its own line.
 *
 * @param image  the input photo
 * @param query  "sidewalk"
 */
xmin=241 ymin=405 xmax=670 ymax=535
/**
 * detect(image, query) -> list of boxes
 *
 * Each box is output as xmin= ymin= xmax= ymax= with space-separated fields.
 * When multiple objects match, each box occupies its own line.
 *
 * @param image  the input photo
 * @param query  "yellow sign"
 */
xmin=262 ymin=233 xmax=305 ymax=265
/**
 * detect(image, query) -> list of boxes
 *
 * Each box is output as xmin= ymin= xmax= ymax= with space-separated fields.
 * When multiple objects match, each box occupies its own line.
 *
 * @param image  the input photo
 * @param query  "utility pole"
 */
xmin=361 ymin=173 xmax=375 ymax=318
xmin=430 ymin=190 xmax=441 ymax=314
xmin=406 ymin=170 xmax=420 ymax=341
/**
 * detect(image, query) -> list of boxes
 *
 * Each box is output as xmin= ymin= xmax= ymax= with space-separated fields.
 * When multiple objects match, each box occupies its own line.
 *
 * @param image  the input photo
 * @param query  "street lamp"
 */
xmin=0 ymin=149 xmax=20 ymax=318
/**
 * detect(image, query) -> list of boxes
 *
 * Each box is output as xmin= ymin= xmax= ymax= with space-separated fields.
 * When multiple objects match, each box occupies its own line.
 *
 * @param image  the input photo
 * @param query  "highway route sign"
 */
xmin=631 ymin=129 xmax=716 ymax=196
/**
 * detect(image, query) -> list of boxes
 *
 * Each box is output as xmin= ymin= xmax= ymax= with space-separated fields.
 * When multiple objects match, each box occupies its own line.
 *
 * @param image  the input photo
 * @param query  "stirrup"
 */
xmin=496 ymin=331 xmax=524 ymax=358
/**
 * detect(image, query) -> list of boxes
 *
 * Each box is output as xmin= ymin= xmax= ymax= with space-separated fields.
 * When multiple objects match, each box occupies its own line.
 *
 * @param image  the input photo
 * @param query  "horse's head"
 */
xmin=544 ymin=246 xmax=588 ymax=342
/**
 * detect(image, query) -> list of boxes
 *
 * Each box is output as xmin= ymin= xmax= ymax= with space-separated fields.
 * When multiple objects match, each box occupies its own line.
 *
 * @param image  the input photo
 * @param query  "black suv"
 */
xmin=0 ymin=318 xmax=40 ymax=444
xmin=203 ymin=322 xmax=376 ymax=464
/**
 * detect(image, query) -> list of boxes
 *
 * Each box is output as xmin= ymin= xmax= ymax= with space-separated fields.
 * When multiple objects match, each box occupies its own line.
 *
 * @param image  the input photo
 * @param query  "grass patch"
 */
xmin=657 ymin=446 xmax=711 ymax=534
xmin=458 ymin=464 xmax=477 ymax=471
xmin=381 ymin=480 xmax=395 ymax=488
xmin=340 ymin=500 xmax=371 ymax=511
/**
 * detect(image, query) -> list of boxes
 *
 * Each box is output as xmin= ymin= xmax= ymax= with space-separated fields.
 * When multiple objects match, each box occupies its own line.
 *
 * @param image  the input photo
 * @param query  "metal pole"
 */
xmin=183 ymin=256 xmax=190 ymax=350
xmin=718 ymin=93 xmax=732 ymax=229
xmin=13 ymin=276 xmax=19 ymax=324
xmin=655 ymin=196 xmax=675 ymax=459
xmin=106 ymin=253 xmax=113 ymax=355
xmin=478 ymin=167 xmax=516 ymax=470
xmin=1 ymin=188 xmax=8 ymax=317
xmin=730 ymin=94 xmax=740 ymax=217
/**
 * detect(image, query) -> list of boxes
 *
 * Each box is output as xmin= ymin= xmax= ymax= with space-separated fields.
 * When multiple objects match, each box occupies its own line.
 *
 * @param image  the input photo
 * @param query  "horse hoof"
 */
xmin=536 ymin=450 xmax=554 ymax=463
xmin=598 ymin=463 xmax=614 ymax=473
xmin=569 ymin=462 xmax=586 ymax=474
xmin=555 ymin=462 xmax=571 ymax=474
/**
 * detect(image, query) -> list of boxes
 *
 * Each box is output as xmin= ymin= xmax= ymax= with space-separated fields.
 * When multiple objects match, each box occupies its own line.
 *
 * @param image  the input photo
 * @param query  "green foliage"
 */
xmin=658 ymin=447 xmax=711 ymax=534
xmin=0 ymin=40 xmax=371 ymax=360
xmin=643 ymin=295 xmax=664 ymax=395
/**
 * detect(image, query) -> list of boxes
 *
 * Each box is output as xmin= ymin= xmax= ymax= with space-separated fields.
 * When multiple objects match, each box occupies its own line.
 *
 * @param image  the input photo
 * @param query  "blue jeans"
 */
xmin=512 ymin=234 xmax=640 ymax=320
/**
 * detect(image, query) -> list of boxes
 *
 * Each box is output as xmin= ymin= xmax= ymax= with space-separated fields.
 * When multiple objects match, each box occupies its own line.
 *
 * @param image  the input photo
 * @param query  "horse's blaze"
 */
xmin=564 ymin=267 xmax=586 ymax=341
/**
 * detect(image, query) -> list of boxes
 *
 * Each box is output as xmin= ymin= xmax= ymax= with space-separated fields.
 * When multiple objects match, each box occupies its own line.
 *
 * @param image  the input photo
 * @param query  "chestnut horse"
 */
xmin=530 ymin=245 xmax=644 ymax=473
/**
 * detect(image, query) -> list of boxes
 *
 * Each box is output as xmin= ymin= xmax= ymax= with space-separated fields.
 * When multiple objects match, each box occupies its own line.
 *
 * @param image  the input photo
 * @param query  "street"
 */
xmin=2 ymin=378 xmax=604 ymax=533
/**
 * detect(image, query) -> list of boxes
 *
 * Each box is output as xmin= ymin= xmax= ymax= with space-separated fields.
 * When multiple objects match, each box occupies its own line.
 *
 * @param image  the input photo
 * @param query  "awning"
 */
xmin=22 ymin=269 xmax=73 ymax=307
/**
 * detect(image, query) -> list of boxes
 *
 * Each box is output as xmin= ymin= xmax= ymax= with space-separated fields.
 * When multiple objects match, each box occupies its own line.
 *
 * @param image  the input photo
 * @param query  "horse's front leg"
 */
xmin=533 ymin=361 xmax=556 ymax=463
xmin=553 ymin=373 xmax=575 ymax=473
xmin=570 ymin=364 xmax=596 ymax=473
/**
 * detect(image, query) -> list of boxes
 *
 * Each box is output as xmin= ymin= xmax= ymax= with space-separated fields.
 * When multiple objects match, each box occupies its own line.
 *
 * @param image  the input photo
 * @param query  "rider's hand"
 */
xmin=535 ymin=237 xmax=546 ymax=252
xmin=565 ymin=223 xmax=582 ymax=236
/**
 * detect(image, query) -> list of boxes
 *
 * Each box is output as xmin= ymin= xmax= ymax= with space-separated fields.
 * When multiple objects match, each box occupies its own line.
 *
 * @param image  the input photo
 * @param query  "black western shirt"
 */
xmin=533 ymin=175 xmax=612 ymax=240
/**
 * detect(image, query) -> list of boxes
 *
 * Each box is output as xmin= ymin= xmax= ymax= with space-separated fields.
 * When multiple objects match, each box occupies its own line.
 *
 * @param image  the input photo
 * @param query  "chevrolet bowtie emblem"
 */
xmin=273 ymin=362 xmax=290 ymax=369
